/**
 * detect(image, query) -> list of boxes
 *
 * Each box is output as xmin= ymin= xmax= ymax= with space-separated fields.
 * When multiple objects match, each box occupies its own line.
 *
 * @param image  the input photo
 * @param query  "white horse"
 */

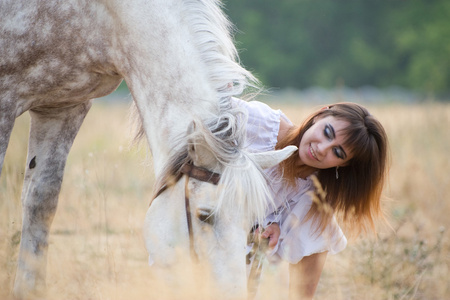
xmin=0 ymin=0 xmax=295 ymax=298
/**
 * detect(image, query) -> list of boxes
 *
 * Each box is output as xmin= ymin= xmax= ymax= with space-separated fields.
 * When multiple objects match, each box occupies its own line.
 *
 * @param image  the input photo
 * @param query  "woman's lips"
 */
xmin=309 ymin=144 xmax=319 ymax=161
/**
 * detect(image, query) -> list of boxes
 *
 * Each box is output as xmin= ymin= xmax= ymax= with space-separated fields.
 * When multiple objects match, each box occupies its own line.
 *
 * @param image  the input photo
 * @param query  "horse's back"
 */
xmin=0 ymin=0 xmax=122 ymax=114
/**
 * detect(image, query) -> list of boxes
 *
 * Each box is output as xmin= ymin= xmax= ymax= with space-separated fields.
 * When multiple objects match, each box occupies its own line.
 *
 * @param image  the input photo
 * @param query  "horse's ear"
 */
xmin=250 ymin=145 xmax=297 ymax=170
xmin=186 ymin=121 xmax=217 ymax=168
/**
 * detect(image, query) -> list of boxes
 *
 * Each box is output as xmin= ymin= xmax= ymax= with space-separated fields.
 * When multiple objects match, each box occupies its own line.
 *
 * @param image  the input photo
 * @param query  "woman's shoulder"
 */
xmin=277 ymin=114 xmax=293 ymax=143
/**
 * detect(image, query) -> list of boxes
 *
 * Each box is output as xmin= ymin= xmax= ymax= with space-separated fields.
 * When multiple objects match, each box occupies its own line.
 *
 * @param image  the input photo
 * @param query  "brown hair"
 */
xmin=276 ymin=102 xmax=389 ymax=236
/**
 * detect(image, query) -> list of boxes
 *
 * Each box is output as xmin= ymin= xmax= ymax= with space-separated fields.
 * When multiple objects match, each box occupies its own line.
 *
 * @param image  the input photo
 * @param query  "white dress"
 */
xmin=233 ymin=98 xmax=347 ymax=264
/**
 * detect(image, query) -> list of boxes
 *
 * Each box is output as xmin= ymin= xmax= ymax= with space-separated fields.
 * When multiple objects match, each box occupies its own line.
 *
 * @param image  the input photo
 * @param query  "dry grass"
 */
xmin=1 ymin=99 xmax=449 ymax=299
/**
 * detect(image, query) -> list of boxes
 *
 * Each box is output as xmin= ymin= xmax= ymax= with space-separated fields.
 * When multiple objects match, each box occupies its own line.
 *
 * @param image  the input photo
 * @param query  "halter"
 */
xmin=152 ymin=161 xmax=266 ymax=293
xmin=152 ymin=161 xmax=221 ymax=262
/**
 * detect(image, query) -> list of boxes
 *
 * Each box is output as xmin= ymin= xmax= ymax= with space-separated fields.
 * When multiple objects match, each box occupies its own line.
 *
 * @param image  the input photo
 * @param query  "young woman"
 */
xmin=233 ymin=98 xmax=389 ymax=299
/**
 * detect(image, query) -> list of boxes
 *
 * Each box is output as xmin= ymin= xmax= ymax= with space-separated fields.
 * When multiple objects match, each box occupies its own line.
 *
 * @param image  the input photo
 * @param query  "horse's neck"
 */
xmin=132 ymin=68 xmax=219 ymax=173
xmin=107 ymin=0 xmax=249 ymax=176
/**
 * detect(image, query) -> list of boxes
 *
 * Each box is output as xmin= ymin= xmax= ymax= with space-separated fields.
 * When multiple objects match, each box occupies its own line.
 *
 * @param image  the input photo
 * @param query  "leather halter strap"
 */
xmin=182 ymin=162 xmax=220 ymax=262
xmin=152 ymin=161 xmax=221 ymax=263
xmin=180 ymin=162 xmax=221 ymax=185
xmin=153 ymin=162 xmax=220 ymax=199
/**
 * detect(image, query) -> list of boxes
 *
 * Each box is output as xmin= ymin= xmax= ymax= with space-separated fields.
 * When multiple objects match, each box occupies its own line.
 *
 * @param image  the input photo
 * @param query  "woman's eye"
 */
xmin=324 ymin=125 xmax=333 ymax=140
xmin=333 ymin=147 xmax=344 ymax=159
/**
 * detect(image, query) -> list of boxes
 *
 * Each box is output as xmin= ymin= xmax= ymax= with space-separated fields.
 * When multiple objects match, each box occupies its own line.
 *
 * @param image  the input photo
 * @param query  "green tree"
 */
xmin=224 ymin=0 xmax=450 ymax=94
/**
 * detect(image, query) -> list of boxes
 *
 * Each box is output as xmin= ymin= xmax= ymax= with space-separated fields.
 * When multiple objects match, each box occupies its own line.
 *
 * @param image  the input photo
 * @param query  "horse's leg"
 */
xmin=0 ymin=100 xmax=16 ymax=176
xmin=13 ymin=101 xmax=92 ymax=299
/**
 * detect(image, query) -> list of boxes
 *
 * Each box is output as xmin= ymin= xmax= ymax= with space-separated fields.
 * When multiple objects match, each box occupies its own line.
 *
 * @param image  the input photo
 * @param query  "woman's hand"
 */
xmin=260 ymin=223 xmax=280 ymax=249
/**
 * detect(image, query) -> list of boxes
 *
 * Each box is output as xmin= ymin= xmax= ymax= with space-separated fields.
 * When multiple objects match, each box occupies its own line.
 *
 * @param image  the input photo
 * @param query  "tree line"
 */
xmin=224 ymin=0 xmax=450 ymax=96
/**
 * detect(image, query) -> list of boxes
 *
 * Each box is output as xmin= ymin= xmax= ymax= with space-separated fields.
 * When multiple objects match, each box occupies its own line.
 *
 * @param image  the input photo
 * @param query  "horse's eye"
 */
xmin=196 ymin=207 xmax=215 ymax=225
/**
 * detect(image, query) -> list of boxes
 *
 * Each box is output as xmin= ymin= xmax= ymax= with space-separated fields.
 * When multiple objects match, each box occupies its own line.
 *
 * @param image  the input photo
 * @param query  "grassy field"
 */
xmin=0 ymin=98 xmax=449 ymax=299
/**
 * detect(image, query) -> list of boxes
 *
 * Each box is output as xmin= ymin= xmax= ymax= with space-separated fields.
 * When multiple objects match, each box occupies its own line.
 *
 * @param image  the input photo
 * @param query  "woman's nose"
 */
xmin=317 ymin=141 xmax=332 ymax=155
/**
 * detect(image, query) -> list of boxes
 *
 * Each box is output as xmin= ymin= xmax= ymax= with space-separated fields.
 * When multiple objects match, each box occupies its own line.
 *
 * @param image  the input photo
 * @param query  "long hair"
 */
xmin=276 ymin=103 xmax=390 ymax=236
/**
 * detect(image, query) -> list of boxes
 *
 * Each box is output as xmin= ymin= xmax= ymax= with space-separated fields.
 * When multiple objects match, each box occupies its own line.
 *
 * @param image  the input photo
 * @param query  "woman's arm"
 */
xmin=289 ymin=251 xmax=328 ymax=300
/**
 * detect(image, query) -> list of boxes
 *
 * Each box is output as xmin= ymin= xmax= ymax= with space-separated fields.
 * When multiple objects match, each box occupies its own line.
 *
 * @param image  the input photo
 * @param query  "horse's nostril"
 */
xmin=196 ymin=208 xmax=214 ymax=225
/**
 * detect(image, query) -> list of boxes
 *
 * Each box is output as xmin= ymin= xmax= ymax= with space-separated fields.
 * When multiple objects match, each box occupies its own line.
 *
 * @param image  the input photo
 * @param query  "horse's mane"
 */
xmin=182 ymin=0 xmax=258 ymax=99
xmin=143 ymin=0 xmax=273 ymax=226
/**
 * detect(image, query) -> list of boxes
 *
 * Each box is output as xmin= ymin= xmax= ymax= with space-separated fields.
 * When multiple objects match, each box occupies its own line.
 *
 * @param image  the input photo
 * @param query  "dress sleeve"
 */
xmin=231 ymin=97 xmax=282 ymax=152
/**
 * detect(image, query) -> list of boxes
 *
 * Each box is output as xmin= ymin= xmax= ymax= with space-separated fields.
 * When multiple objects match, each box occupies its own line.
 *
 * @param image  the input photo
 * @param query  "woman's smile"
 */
xmin=309 ymin=144 xmax=319 ymax=161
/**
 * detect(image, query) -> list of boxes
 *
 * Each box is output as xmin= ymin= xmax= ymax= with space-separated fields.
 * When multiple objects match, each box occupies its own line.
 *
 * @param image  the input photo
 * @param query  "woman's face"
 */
xmin=299 ymin=115 xmax=353 ymax=169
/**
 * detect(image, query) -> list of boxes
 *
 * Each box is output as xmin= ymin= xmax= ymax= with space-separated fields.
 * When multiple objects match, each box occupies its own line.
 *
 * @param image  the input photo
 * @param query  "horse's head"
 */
xmin=185 ymin=119 xmax=298 ymax=230
xmin=144 ymin=120 xmax=296 ymax=298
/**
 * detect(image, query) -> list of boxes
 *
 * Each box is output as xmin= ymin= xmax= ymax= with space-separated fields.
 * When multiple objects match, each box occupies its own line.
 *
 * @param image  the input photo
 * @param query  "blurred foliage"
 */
xmin=224 ymin=0 xmax=450 ymax=94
